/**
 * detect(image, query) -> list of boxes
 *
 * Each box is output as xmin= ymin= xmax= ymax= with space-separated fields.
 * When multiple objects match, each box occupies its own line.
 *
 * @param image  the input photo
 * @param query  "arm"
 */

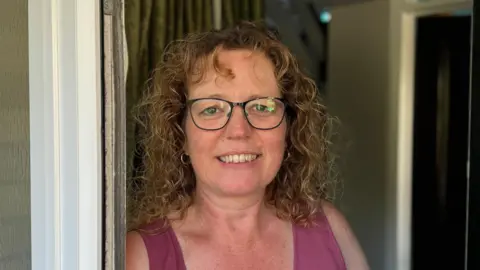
xmin=126 ymin=231 xmax=150 ymax=270
xmin=322 ymin=201 xmax=370 ymax=270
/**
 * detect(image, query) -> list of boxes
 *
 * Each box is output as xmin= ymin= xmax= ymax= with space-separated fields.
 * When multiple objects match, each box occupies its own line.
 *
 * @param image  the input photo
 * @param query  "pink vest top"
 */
xmin=137 ymin=213 xmax=346 ymax=270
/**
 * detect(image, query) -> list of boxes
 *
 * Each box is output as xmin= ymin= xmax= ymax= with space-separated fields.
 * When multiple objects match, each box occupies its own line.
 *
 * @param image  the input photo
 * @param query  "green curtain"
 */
xmin=222 ymin=0 xmax=264 ymax=27
xmin=125 ymin=0 xmax=265 ymax=182
xmin=125 ymin=0 xmax=214 ymax=181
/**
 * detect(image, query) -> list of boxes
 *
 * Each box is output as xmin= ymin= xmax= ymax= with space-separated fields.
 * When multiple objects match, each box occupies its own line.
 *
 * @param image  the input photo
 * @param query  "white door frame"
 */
xmin=390 ymin=1 xmax=472 ymax=270
xmin=28 ymin=0 xmax=103 ymax=269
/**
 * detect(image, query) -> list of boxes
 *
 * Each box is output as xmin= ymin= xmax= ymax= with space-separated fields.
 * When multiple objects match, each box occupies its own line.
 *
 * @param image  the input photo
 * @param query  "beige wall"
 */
xmin=327 ymin=1 xmax=390 ymax=269
xmin=0 ymin=1 xmax=31 ymax=269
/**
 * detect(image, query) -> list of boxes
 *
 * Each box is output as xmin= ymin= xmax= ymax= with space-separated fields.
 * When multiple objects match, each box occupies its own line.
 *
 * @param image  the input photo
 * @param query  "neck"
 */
xmin=191 ymin=188 xmax=273 ymax=239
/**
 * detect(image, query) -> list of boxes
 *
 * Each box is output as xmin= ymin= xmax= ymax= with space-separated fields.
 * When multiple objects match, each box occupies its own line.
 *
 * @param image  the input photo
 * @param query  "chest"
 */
xmin=178 ymin=231 xmax=294 ymax=270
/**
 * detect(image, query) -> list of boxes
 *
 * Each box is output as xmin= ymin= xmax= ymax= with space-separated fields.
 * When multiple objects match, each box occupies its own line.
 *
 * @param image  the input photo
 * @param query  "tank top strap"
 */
xmin=136 ymin=220 xmax=186 ymax=270
xmin=137 ymin=214 xmax=345 ymax=270
xmin=293 ymin=211 xmax=346 ymax=270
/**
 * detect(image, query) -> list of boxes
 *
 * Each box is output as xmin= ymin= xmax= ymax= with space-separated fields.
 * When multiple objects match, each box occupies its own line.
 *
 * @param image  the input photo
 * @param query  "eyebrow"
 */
xmin=201 ymin=93 xmax=273 ymax=100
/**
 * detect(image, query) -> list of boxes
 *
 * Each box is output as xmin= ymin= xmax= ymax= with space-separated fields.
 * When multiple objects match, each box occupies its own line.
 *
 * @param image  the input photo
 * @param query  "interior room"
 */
xmin=118 ymin=0 xmax=475 ymax=269
xmin=119 ymin=0 xmax=471 ymax=269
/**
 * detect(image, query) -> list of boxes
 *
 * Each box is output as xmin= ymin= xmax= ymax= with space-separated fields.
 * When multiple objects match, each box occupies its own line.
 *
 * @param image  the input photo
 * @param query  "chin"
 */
xmin=214 ymin=177 xmax=267 ymax=197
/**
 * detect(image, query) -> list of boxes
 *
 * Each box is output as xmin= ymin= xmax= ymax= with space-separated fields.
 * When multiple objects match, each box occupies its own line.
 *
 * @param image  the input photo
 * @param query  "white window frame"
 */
xmin=28 ymin=0 xmax=103 ymax=269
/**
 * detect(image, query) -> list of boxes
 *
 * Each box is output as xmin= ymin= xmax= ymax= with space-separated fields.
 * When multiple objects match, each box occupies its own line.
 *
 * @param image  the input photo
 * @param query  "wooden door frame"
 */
xmin=103 ymin=0 xmax=127 ymax=269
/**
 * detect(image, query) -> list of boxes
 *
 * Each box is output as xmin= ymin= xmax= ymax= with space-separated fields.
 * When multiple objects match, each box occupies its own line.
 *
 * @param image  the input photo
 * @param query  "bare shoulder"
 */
xmin=126 ymin=231 xmax=149 ymax=270
xmin=321 ymin=201 xmax=370 ymax=270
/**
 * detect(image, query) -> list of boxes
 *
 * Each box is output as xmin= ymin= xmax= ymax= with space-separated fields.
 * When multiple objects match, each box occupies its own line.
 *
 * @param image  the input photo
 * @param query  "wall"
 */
xmin=326 ymin=1 xmax=390 ymax=269
xmin=0 ymin=0 xmax=31 ymax=269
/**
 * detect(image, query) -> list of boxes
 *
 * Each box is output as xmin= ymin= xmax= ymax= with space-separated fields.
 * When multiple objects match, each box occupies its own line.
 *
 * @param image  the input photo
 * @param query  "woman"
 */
xmin=126 ymin=21 xmax=369 ymax=270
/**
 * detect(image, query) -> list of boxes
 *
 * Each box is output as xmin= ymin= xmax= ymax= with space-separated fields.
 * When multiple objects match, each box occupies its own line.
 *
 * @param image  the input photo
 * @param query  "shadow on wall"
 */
xmin=0 ymin=0 xmax=32 ymax=269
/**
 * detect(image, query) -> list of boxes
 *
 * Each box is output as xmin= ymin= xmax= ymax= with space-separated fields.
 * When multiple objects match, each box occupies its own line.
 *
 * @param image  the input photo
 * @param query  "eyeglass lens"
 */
xmin=189 ymin=98 xmax=286 ymax=130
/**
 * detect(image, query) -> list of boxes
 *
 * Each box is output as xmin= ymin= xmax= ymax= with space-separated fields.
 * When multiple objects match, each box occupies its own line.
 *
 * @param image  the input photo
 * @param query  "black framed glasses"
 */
xmin=186 ymin=97 xmax=287 ymax=131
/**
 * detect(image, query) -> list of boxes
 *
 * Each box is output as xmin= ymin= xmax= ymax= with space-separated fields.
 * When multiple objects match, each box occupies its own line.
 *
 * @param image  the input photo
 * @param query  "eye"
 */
xmin=201 ymin=107 xmax=219 ymax=115
xmin=254 ymin=104 xmax=270 ymax=112
xmin=252 ymin=102 xmax=276 ymax=113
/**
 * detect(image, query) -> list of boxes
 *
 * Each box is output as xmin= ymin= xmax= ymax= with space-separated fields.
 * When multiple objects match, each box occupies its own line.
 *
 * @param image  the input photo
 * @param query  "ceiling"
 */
xmin=307 ymin=0 xmax=378 ymax=9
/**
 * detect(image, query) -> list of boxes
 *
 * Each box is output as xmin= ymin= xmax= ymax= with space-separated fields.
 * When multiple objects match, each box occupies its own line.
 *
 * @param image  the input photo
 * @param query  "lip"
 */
xmin=216 ymin=151 xmax=262 ymax=157
xmin=216 ymin=155 xmax=261 ymax=167
xmin=215 ymin=151 xmax=262 ymax=166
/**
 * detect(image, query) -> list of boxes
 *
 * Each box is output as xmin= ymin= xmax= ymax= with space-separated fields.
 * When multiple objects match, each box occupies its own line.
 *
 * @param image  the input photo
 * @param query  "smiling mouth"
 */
xmin=217 ymin=154 xmax=260 ymax=163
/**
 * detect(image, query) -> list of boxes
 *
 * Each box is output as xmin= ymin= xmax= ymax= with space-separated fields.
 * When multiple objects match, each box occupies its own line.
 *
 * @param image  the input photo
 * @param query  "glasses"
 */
xmin=186 ymin=97 xmax=287 ymax=131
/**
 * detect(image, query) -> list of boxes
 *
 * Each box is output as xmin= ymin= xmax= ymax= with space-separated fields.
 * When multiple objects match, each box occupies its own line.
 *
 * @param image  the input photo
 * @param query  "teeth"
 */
xmin=219 ymin=154 xmax=258 ymax=163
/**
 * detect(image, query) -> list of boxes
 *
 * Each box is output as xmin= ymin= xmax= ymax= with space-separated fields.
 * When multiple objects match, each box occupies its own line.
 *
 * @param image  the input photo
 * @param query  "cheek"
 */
xmin=184 ymin=119 xmax=216 ymax=158
xmin=184 ymin=118 xmax=203 ymax=154
xmin=263 ymin=124 xmax=287 ymax=160
xmin=184 ymin=121 xmax=218 ymax=182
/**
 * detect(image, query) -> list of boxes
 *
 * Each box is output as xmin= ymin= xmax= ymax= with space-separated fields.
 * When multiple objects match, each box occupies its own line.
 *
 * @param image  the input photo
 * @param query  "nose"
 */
xmin=224 ymin=106 xmax=252 ymax=139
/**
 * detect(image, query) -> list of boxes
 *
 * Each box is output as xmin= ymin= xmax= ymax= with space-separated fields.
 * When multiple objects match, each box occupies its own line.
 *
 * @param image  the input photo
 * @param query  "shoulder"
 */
xmin=126 ymin=230 xmax=149 ymax=270
xmin=321 ymin=201 xmax=370 ymax=270
xmin=126 ymin=220 xmax=180 ymax=270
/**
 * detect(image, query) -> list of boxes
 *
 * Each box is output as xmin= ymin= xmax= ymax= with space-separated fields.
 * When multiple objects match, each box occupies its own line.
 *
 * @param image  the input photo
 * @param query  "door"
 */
xmin=467 ymin=2 xmax=480 ymax=269
xmin=411 ymin=15 xmax=471 ymax=270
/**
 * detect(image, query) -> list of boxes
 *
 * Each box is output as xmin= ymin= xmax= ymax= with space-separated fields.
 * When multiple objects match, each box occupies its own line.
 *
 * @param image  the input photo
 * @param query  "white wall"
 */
xmin=0 ymin=0 xmax=31 ymax=269
xmin=327 ymin=1 xmax=390 ymax=269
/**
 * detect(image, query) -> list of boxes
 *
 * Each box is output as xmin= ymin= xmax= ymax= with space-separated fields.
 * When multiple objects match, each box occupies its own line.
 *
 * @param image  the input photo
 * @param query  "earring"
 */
xmin=180 ymin=153 xmax=189 ymax=165
xmin=285 ymin=151 xmax=291 ymax=160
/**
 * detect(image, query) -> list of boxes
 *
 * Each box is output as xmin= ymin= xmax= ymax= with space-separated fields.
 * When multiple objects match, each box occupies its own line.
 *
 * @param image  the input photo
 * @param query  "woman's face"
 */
xmin=184 ymin=49 xmax=287 ymax=198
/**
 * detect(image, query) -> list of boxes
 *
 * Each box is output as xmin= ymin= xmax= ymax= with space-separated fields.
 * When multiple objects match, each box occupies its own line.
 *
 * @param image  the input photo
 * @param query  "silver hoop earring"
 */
xmin=180 ymin=153 xmax=189 ymax=165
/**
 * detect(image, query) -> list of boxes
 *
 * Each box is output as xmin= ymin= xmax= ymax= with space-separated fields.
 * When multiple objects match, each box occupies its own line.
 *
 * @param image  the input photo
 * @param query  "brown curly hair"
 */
xmin=129 ymin=21 xmax=337 ymax=230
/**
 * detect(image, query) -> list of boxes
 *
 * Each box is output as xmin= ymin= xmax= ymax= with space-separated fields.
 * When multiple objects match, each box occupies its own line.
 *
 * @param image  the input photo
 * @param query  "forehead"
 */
xmin=188 ymin=49 xmax=279 ymax=100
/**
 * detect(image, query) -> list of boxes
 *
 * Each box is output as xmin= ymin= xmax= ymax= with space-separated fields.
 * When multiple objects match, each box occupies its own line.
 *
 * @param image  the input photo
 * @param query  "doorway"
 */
xmin=411 ymin=14 xmax=471 ymax=270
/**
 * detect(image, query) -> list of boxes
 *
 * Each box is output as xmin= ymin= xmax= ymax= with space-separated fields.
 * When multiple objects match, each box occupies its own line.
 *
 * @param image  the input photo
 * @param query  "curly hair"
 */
xmin=128 ymin=21 xmax=337 ymax=230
